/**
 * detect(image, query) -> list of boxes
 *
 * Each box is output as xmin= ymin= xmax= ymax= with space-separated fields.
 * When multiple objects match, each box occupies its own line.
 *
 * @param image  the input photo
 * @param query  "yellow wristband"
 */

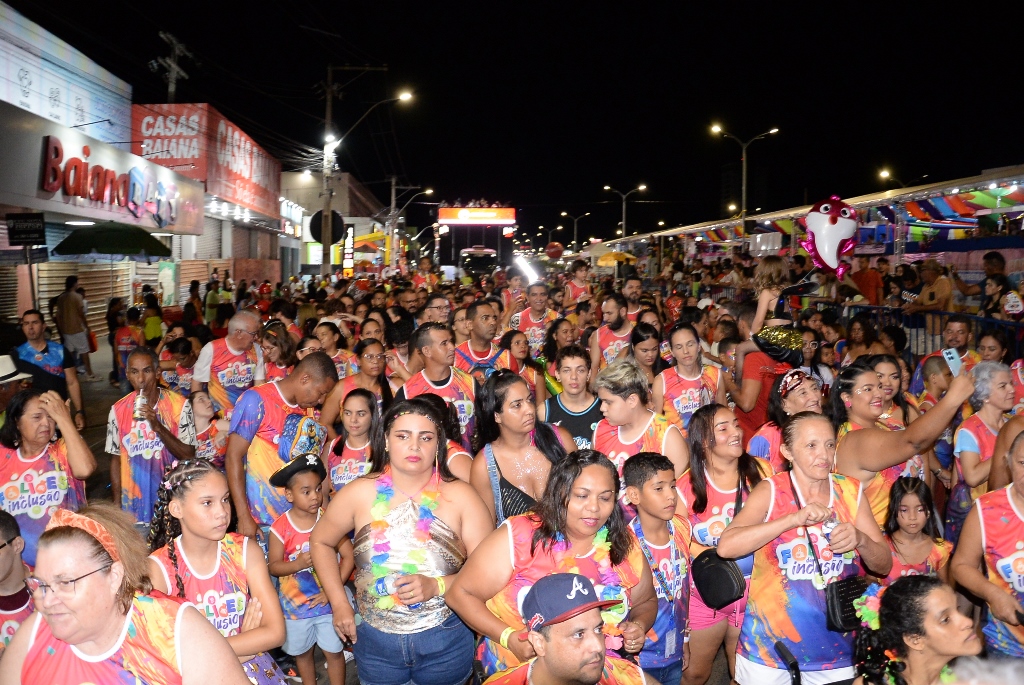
xmin=499 ymin=626 xmax=515 ymax=650
xmin=436 ymin=577 xmax=446 ymax=597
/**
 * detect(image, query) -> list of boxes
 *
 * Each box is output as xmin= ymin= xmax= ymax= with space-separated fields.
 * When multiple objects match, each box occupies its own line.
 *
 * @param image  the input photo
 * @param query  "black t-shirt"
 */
xmin=11 ymin=345 xmax=74 ymax=400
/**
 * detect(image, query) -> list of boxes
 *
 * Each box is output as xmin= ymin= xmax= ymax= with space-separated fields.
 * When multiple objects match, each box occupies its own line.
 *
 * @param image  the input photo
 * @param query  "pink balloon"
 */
xmin=799 ymin=195 xmax=857 ymax=281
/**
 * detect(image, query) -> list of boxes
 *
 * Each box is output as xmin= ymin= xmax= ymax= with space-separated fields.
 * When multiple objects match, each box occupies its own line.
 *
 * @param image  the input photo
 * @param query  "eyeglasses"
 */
xmin=802 ymin=341 xmax=819 ymax=349
xmin=25 ymin=564 xmax=111 ymax=598
xmin=0 ymin=536 xmax=16 ymax=552
xmin=238 ymin=329 xmax=259 ymax=338
xmin=362 ymin=353 xmax=386 ymax=362
xmin=426 ymin=304 xmax=451 ymax=312
xmin=299 ymin=346 xmax=323 ymax=354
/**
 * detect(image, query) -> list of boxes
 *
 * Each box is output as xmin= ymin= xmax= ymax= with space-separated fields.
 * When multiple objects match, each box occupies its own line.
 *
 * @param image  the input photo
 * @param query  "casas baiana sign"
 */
xmin=41 ymin=135 xmax=182 ymax=228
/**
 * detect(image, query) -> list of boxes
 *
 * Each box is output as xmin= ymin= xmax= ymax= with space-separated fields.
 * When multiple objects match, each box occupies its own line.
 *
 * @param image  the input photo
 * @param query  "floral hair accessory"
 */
xmin=779 ymin=369 xmax=811 ymax=399
xmin=45 ymin=508 xmax=121 ymax=562
xmin=853 ymin=582 xmax=885 ymax=630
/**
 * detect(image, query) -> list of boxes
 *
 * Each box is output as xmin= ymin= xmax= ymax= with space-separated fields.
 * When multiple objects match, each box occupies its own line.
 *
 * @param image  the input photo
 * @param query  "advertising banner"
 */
xmin=132 ymin=103 xmax=281 ymax=221
xmin=437 ymin=207 xmax=516 ymax=225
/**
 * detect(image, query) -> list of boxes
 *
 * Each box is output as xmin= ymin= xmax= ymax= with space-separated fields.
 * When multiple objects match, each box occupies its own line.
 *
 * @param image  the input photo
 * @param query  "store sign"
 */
xmin=437 ymin=207 xmax=516 ymax=225
xmin=5 ymin=213 xmax=46 ymax=246
xmin=132 ymin=103 xmax=282 ymax=221
xmin=0 ymin=99 xmax=202 ymax=233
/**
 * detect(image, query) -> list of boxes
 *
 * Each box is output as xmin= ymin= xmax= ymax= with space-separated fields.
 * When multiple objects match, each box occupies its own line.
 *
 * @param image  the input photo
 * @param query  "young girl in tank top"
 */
xmin=190 ymin=390 xmax=229 ymax=469
xmin=326 ymin=389 xmax=377 ymax=495
xmin=147 ymin=459 xmax=289 ymax=685
xmin=879 ymin=476 xmax=951 ymax=585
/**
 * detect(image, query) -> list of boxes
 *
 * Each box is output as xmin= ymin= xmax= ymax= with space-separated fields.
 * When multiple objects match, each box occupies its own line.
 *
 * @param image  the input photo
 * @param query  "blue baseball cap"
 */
xmin=521 ymin=573 xmax=621 ymax=632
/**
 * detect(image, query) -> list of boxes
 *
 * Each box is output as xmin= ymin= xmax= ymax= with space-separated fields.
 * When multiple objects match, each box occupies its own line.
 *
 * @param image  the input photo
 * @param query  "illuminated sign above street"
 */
xmin=437 ymin=207 xmax=516 ymax=225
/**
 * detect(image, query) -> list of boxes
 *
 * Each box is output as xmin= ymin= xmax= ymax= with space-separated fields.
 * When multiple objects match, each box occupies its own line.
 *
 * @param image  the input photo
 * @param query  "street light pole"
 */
xmin=603 ymin=184 xmax=647 ymax=236
xmin=879 ymin=170 xmax=929 ymax=189
xmin=710 ymin=124 xmax=778 ymax=226
xmin=560 ymin=211 xmax=590 ymax=252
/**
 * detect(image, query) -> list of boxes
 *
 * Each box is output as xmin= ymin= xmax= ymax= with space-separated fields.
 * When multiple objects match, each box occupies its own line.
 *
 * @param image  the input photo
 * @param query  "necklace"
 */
xmin=878 ymin=401 xmax=895 ymax=420
xmin=368 ymin=467 xmax=441 ymax=610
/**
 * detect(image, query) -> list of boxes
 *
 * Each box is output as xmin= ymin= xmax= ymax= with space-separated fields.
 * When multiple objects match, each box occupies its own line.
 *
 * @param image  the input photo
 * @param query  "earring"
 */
xmin=844 ymin=401 xmax=851 ymax=408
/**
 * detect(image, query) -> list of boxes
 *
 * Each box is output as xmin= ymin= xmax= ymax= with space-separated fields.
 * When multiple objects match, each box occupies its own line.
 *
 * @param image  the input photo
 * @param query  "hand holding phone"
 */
xmin=941 ymin=348 xmax=963 ymax=377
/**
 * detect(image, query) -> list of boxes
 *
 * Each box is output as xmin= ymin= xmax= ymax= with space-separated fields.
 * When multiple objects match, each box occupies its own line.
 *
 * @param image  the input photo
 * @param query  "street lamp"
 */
xmin=541 ymin=225 xmax=563 ymax=244
xmin=560 ymin=211 xmax=591 ymax=252
xmin=710 ymin=123 xmax=778 ymax=226
xmin=604 ymin=184 xmax=646 ymax=236
xmin=879 ymin=169 xmax=929 ymax=188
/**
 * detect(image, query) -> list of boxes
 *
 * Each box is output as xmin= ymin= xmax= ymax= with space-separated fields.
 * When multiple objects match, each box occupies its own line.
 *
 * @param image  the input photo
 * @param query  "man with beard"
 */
xmin=396 ymin=287 xmax=419 ymax=316
xmin=482 ymin=574 xmax=631 ymax=685
xmin=587 ymin=293 xmax=634 ymax=387
xmin=621 ymin=275 xmax=644 ymax=322
xmin=454 ymin=301 xmax=510 ymax=384
xmin=509 ymin=283 xmax=558 ymax=358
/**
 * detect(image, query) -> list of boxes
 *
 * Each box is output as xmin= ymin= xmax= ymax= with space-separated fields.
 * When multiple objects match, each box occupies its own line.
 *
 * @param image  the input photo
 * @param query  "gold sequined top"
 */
xmin=353 ymin=498 xmax=466 ymax=633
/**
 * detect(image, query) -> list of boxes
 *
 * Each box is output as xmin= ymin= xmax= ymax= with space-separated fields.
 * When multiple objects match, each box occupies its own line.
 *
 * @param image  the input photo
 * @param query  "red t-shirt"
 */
xmin=851 ymin=268 xmax=884 ymax=306
xmin=735 ymin=351 xmax=790 ymax=440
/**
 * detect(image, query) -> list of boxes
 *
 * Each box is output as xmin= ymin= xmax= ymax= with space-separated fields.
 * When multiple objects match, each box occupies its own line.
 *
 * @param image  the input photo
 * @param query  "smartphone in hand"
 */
xmin=942 ymin=348 xmax=963 ymax=377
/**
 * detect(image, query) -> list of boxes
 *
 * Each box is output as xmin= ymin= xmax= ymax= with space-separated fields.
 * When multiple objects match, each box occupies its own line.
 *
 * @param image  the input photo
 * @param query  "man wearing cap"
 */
xmin=0 ymin=356 xmax=31 ymax=428
xmin=904 ymin=259 xmax=952 ymax=356
xmin=484 ymin=573 xmax=645 ymax=685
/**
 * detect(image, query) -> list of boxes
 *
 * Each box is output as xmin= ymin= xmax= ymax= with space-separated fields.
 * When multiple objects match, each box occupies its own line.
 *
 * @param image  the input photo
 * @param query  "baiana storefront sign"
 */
xmin=0 ymin=98 xmax=203 ymax=234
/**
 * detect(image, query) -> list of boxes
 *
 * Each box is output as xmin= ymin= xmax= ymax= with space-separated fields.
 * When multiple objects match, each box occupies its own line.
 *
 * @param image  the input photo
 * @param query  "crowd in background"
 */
xmin=0 ymin=250 xmax=1021 ymax=685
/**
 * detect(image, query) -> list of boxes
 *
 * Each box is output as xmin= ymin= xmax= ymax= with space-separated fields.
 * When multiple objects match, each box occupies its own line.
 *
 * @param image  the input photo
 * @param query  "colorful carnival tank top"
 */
xmin=205 ymin=338 xmax=260 ymax=418
xmin=976 ymin=486 xmax=1024 ymax=657
xmin=510 ymin=308 xmax=557 ymax=357
xmin=947 ymin=413 xmax=999 ymax=544
xmin=327 ymin=436 xmax=370 ymax=492
xmin=659 ymin=365 xmax=720 ymax=433
xmin=566 ymin=279 xmax=590 ymax=304
xmin=22 ymin=593 xmax=187 ymax=685
xmin=402 ymin=368 xmax=476 ymax=450
xmin=454 ymin=341 xmax=509 ymax=385
xmin=737 ymin=472 xmax=863 ymax=671
xmin=630 ymin=515 xmax=691 ymax=670
xmin=149 ymin=533 xmax=248 ymax=636
xmin=595 ymin=325 xmax=632 ymax=371
xmin=477 ymin=515 xmax=644 ymax=684
xmin=882 ymin=536 xmax=952 ymax=585
xmin=594 ymin=412 xmax=678 ymax=516
xmin=0 ymin=588 xmax=32 ymax=655
xmin=0 ymin=440 xmax=86 ymax=567
xmin=331 ymin=349 xmax=358 ymax=379
xmin=265 ymin=362 xmax=291 ymax=382
xmin=746 ymin=423 xmax=785 ymax=474
xmin=195 ymin=420 xmax=227 ymax=470
xmin=837 ymin=421 xmax=924 ymax=528
xmin=270 ymin=511 xmax=330 ymax=620
xmin=675 ymin=459 xmax=772 ymax=577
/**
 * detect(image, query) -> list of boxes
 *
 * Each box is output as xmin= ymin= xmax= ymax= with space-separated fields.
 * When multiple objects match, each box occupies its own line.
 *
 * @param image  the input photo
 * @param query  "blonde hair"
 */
xmin=38 ymin=503 xmax=152 ymax=614
xmin=595 ymin=359 xmax=650 ymax=405
xmin=752 ymin=255 xmax=790 ymax=295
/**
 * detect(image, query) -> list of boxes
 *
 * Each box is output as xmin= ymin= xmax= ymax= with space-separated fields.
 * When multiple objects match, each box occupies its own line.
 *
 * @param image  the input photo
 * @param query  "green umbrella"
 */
xmin=51 ymin=222 xmax=172 ymax=258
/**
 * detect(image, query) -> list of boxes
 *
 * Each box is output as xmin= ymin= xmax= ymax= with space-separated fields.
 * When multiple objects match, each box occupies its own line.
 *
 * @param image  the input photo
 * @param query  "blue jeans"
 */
xmin=643 ymin=660 xmax=682 ymax=685
xmin=352 ymin=613 xmax=474 ymax=685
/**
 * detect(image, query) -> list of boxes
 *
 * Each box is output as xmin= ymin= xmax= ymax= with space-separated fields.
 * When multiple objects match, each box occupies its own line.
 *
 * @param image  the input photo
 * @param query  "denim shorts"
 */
xmin=283 ymin=613 xmax=344 ymax=656
xmin=643 ymin=660 xmax=682 ymax=685
xmin=352 ymin=613 xmax=474 ymax=685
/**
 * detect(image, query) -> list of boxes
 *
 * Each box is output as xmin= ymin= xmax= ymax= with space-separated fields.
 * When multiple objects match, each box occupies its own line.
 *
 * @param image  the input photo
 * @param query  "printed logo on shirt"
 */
xmin=2 ymin=469 xmax=68 ymax=518
xmin=1 ymin=619 xmax=19 ymax=648
xmin=331 ymin=459 xmax=368 ymax=489
xmin=452 ymin=400 xmax=475 ymax=428
xmin=691 ymin=502 xmax=735 ymax=548
xmin=122 ymin=422 xmax=166 ymax=461
xmin=776 ymin=530 xmax=853 ymax=589
xmin=197 ymin=588 xmax=247 ymax=636
xmin=671 ymin=390 xmax=702 ymax=425
xmin=216 ymin=361 xmax=255 ymax=389
xmin=995 ymin=544 xmax=1024 ymax=593
xmin=288 ymin=540 xmax=313 ymax=572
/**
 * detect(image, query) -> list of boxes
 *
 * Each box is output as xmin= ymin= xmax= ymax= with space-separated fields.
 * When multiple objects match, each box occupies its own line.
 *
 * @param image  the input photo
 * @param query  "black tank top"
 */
xmin=544 ymin=395 xmax=603 ymax=451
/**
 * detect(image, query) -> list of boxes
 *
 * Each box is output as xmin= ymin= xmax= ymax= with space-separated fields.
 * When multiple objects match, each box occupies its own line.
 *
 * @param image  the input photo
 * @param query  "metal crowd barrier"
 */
xmin=838 ymin=305 xmax=1024 ymax=361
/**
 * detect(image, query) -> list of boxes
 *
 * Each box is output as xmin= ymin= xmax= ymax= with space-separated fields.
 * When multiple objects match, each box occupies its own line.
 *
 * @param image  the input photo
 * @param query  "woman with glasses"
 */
xmin=315 ymin=321 xmax=357 ymax=380
xmin=0 ymin=389 xmax=96 ymax=568
xmin=796 ymin=327 xmax=833 ymax=395
xmin=2 ymin=504 xmax=248 ymax=685
xmin=746 ymin=369 xmax=824 ymax=473
xmin=294 ymin=336 xmax=323 ymax=361
xmin=319 ymin=338 xmax=396 ymax=439
xmin=260 ymin=321 xmax=298 ymax=382
xmin=832 ymin=360 xmax=975 ymax=528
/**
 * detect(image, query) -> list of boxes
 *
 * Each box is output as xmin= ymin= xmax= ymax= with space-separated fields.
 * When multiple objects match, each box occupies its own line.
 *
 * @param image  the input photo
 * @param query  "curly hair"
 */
xmin=530 ymin=449 xmax=632 ymax=566
xmin=854 ymin=575 xmax=946 ymax=685
xmin=147 ymin=459 xmax=223 ymax=598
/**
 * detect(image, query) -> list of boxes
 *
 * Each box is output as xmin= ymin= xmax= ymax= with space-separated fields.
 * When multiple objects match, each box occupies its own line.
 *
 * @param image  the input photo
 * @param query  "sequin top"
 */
xmin=353 ymin=498 xmax=466 ymax=633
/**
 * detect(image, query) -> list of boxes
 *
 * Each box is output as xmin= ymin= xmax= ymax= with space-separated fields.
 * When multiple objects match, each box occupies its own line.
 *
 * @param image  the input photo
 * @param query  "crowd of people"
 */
xmin=0 ymin=251 xmax=1021 ymax=685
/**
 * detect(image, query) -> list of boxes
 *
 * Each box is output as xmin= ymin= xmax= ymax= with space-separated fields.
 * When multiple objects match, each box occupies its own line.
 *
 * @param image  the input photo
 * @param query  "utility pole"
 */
xmin=388 ymin=176 xmax=398 ymax=269
xmin=149 ymin=32 xmax=193 ymax=103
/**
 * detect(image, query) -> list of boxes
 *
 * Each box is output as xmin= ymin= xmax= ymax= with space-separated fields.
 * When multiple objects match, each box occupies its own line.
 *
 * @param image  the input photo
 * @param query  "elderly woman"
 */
xmin=944 ymin=361 xmax=1015 ymax=545
xmin=448 ymin=449 xmax=656 ymax=684
xmin=0 ymin=504 xmax=247 ymax=684
xmin=0 ymin=389 xmax=96 ymax=568
xmin=951 ymin=430 xmax=1024 ymax=658
xmin=718 ymin=412 xmax=891 ymax=685
xmin=310 ymin=399 xmax=493 ymax=685
xmin=746 ymin=369 xmax=824 ymax=472
xmin=469 ymin=369 xmax=574 ymax=524
xmin=832 ymin=360 xmax=975 ymax=527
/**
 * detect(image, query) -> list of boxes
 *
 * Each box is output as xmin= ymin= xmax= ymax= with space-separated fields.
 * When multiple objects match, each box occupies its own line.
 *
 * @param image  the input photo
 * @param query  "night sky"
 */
xmin=11 ymin=1 xmax=1024 ymax=258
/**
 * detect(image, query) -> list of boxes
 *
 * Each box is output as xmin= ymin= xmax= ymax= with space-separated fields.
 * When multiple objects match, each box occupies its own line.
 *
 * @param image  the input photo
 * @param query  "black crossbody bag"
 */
xmin=790 ymin=472 xmax=868 ymax=633
xmin=691 ymin=474 xmax=746 ymax=610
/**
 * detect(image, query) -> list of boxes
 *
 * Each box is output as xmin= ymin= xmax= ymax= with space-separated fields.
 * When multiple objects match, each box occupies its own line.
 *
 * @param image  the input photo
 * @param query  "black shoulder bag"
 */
xmin=789 ymin=472 xmax=868 ymax=633
xmin=690 ymin=474 xmax=747 ymax=610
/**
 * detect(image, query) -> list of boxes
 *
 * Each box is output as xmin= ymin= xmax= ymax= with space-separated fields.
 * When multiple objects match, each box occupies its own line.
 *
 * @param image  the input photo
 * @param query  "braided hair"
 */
xmin=854 ymin=575 xmax=945 ymax=685
xmin=148 ymin=459 xmax=222 ymax=598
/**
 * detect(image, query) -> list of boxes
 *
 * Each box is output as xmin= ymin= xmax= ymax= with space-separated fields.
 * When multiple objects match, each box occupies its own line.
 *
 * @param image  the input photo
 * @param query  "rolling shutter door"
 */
xmin=195 ymin=217 xmax=221 ymax=260
xmin=36 ymin=262 xmax=131 ymax=338
xmin=0 ymin=266 xmax=20 ymax=321
xmin=178 ymin=260 xmax=210 ymax=307
xmin=232 ymin=225 xmax=250 ymax=259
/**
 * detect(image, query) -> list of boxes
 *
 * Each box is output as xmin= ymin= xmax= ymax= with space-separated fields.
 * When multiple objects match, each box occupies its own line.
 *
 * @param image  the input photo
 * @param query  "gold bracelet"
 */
xmin=436 ymin=576 xmax=446 ymax=597
xmin=499 ymin=626 xmax=515 ymax=650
